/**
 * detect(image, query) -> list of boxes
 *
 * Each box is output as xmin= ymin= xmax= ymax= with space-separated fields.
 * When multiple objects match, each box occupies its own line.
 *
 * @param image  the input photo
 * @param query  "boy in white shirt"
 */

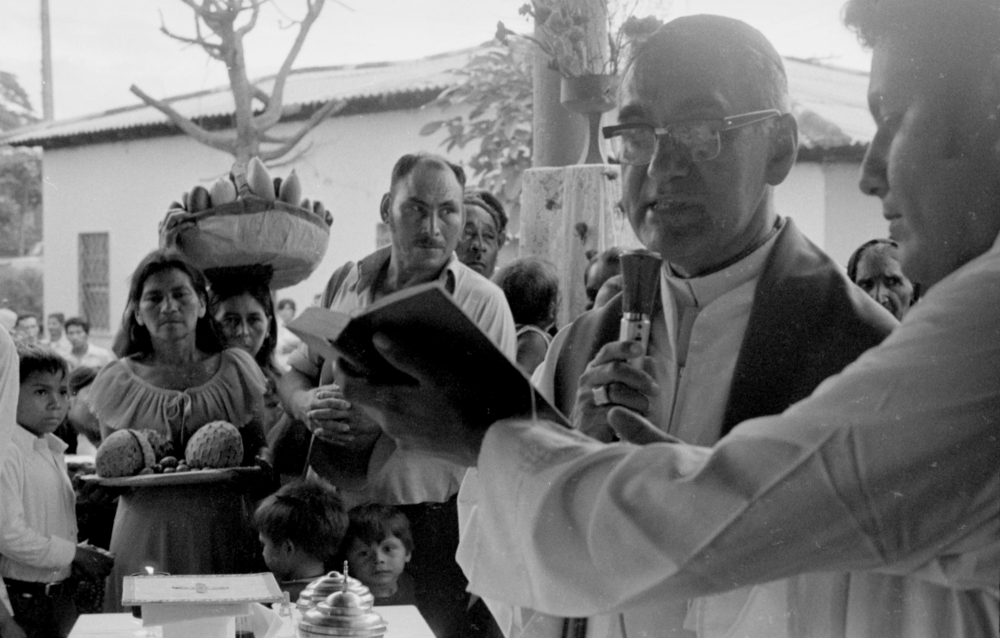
xmin=0 ymin=344 xmax=114 ymax=637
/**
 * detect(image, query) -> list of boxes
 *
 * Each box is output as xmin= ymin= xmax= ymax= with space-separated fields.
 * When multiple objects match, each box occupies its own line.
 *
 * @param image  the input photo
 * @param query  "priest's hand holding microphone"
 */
xmin=573 ymin=250 xmax=679 ymax=445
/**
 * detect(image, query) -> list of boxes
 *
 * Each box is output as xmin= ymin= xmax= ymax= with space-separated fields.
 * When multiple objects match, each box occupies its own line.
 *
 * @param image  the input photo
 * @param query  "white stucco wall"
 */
xmin=41 ymin=105 xmax=468 ymax=345
xmin=776 ymin=160 xmax=887 ymax=269
xmin=821 ymin=161 xmax=888 ymax=266
xmin=775 ymin=161 xmax=827 ymax=249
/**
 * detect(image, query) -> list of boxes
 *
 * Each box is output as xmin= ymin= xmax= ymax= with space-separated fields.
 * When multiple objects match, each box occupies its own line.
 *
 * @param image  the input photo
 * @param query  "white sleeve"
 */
xmin=0 ymin=451 xmax=77 ymax=571
xmin=457 ymin=250 xmax=1000 ymax=617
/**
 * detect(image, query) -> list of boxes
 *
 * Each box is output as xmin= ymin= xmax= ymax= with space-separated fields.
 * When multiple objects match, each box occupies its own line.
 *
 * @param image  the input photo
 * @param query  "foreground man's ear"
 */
xmin=765 ymin=112 xmax=799 ymax=186
xmin=379 ymin=193 xmax=391 ymax=223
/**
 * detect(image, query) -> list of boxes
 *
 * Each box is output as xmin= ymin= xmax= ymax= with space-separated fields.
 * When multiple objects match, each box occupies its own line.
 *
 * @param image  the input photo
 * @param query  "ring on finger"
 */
xmin=592 ymin=384 xmax=611 ymax=406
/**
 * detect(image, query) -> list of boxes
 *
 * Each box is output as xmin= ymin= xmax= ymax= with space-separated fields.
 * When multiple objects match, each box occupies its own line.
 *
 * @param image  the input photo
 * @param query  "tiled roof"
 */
xmin=0 ymin=46 xmax=873 ymax=154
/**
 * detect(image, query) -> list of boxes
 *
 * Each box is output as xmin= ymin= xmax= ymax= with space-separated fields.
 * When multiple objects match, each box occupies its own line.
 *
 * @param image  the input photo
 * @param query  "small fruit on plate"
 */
xmin=160 ymin=456 xmax=178 ymax=469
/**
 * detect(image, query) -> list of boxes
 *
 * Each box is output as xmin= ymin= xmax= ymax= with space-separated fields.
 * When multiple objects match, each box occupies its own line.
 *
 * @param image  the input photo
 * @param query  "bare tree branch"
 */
xmin=158 ymin=5 xmax=226 ymax=62
xmin=253 ymin=0 xmax=324 ymax=129
xmin=269 ymin=141 xmax=315 ymax=168
xmin=235 ymin=0 xmax=262 ymax=38
xmin=252 ymin=85 xmax=270 ymax=109
xmin=130 ymin=84 xmax=236 ymax=153
xmin=258 ymin=97 xmax=345 ymax=160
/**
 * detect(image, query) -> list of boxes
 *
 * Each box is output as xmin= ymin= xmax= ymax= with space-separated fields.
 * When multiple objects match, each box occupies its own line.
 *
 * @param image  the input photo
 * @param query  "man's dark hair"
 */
xmin=629 ymin=16 xmax=790 ymax=112
xmin=389 ymin=153 xmax=466 ymax=197
xmin=17 ymin=342 xmax=68 ymax=383
xmin=254 ymin=479 xmax=348 ymax=564
xmin=494 ymin=257 xmax=560 ymax=328
xmin=277 ymin=298 xmax=296 ymax=313
xmin=843 ymin=0 xmax=999 ymax=54
xmin=64 ymin=316 xmax=90 ymax=334
xmin=48 ymin=312 xmax=65 ymax=324
xmin=345 ymin=504 xmax=414 ymax=554
xmin=464 ymin=189 xmax=509 ymax=241
xmin=68 ymin=366 xmax=98 ymax=395
xmin=15 ymin=313 xmax=38 ymax=327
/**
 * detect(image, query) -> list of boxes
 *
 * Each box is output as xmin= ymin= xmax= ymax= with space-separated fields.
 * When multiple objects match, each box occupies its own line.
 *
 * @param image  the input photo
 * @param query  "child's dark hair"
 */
xmin=17 ymin=343 xmax=68 ymax=383
xmin=493 ymin=257 xmax=560 ymax=328
xmin=254 ymin=479 xmax=348 ymax=564
xmin=346 ymin=504 xmax=414 ymax=554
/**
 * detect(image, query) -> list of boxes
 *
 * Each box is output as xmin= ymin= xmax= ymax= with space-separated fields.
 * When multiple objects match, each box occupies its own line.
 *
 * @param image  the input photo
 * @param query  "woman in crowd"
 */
xmin=847 ymin=238 xmax=917 ymax=321
xmin=87 ymin=249 xmax=270 ymax=611
xmin=456 ymin=189 xmax=507 ymax=279
xmin=209 ymin=276 xmax=303 ymax=479
xmin=493 ymin=256 xmax=559 ymax=375
xmin=209 ymin=276 xmax=284 ymax=432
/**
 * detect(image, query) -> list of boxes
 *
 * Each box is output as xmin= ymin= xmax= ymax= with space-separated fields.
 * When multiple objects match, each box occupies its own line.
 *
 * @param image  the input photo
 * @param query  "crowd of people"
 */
xmin=1 ymin=0 xmax=998 ymax=637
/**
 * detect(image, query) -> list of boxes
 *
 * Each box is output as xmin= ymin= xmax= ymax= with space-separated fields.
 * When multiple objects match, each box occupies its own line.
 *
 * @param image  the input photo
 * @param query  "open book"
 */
xmin=286 ymin=282 xmax=569 ymax=432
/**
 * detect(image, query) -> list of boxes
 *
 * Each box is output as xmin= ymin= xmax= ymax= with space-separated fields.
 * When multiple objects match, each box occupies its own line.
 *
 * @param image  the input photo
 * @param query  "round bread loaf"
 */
xmin=96 ymin=430 xmax=156 ymax=478
xmin=185 ymin=421 xmax=244 ymax=469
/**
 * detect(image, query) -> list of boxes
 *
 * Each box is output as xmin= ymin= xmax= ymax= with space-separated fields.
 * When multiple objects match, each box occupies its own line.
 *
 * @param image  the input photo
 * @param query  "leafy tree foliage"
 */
xmin=0 ymin=71 xmax=43 ymax=258
xmin=0 ymin=148 xmax=42 ymax=257
xmin=0 ymin=266 xmax=43 ymax=317
xmin=420 ymin=45 xmax=533 ymax=227
xmin=0 ymin=71 xmax=44 ymax=315
xmin=0 ymin=71 xmax=39 ymax=132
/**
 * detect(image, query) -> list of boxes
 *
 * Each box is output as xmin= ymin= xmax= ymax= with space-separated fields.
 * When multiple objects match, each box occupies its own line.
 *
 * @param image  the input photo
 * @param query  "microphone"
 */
xmin=619 ymin=249 xmax=663 ymax=366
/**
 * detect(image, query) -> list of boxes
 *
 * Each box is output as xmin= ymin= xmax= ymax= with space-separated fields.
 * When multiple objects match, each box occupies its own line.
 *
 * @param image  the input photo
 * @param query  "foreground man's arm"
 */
xmin=344 ymin=248 xmax=1000 ymax=618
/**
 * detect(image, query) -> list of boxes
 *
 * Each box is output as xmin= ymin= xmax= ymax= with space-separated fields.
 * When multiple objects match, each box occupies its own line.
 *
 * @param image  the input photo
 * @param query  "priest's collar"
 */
xmin=663 ymin=217 xmax=784 ymax=309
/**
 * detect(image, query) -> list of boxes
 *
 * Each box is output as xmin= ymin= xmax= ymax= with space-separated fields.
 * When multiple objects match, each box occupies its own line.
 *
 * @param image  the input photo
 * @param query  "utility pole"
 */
xmin=41 ymin=0 xmax=54 ymax=121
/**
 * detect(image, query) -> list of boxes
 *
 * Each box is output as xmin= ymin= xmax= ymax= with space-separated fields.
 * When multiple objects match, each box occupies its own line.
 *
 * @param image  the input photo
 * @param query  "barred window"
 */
xmin=78 ymin=233 xmax=110 ymax=331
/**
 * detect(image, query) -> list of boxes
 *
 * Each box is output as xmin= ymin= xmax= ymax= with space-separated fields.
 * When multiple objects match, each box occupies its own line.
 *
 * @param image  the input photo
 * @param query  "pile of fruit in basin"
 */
xmin=160 ymin=157 xmax=333 ymax=290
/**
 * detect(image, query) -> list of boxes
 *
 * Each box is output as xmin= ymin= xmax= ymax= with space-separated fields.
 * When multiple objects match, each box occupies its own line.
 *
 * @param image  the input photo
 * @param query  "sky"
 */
xmin=0 ymin=0 xmax=872 ymax=122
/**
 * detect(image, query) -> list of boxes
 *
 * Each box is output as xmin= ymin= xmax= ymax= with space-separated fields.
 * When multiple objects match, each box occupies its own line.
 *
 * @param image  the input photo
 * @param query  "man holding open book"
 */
xmin=279 ymin=152 xmax=515 ymax=637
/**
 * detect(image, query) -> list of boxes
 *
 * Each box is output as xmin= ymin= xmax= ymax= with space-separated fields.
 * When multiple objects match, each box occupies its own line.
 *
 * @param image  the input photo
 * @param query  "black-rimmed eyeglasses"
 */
xmin=602 ymin=109 xmax=782 ymax=164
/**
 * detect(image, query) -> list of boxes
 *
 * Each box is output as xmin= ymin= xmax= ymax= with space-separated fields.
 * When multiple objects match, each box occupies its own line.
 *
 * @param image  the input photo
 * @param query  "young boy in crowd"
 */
xmin=254 ymin=479 xmax=348 ymax=601
xmin=343 ymin=504 xmax=416 ymax=606
xmin=0 ymin=344 xmax=114 ymax=638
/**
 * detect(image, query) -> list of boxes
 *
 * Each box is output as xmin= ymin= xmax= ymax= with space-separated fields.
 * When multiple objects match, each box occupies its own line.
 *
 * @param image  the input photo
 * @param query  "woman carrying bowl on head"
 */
xmin=87 ymin=249 xmax=271 ymax=611
xmin=208 ymin=276 xmax=291 ymax=444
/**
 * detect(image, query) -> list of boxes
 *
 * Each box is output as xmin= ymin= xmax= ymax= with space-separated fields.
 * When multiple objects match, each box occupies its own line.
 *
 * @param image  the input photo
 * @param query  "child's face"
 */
xmin=346 ymin=535 xmax=411 ymax=590
xmin=17 ymin=370 xmax=69 ymax=437
xmin=259 ymin=534 xmax=293 ymax=581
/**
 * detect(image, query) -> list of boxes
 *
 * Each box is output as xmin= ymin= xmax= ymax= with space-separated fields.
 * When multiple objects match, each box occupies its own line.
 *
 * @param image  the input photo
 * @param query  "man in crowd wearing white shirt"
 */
xmin=279 ymin=153 xmax=515 ymax=637
xmin=40 ymin=314 xmax=72 ymax=358
xmin=62 ymin=317 xmax=115 ymax=371
xmin=340 ymin=0 xmax=1000 ymax=636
